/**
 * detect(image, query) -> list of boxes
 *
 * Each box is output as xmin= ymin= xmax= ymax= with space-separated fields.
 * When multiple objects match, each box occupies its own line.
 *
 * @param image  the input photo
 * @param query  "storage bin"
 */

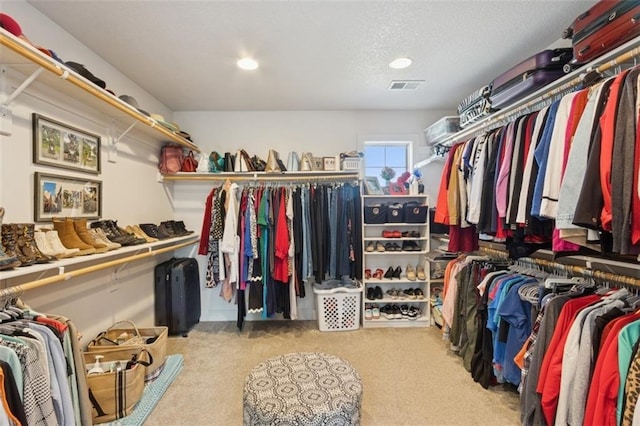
xmin=364 ymin=204 xmax=387 ymax=224
xmin=424 ymin=116 xmax=460 ymax=145
xmin=341 ymin=157 xmax=362 ymax=171
xmin=313 ymin=284 xmax=362 ymax=331
xmin=386 ymin=204 xmax=404 ymax=223
xmin=404 ymin=203 xmax=428 ymax=223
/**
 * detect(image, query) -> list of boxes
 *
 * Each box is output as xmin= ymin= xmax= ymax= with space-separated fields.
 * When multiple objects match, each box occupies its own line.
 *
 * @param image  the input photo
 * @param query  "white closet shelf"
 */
xmin=161 ymin=171 xmax=360 ymax=181
xmin=363 ymin=317 xmax=429 ymax=328
xmin=431 ymin=36 xmax=640 ymax=148
xmin=0 ymin=29 xmax=199 ymax=152
xmin=0 ymin=234 xmax=199 ymax=291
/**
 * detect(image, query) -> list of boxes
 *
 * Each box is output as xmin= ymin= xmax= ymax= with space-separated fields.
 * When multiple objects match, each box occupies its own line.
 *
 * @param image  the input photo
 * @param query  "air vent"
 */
xmin=388 ymin=80 xmax=424 ymax=90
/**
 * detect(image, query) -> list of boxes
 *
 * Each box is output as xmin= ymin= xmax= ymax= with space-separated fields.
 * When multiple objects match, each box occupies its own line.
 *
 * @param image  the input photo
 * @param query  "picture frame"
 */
xmin=34 ymin=172 xmax=102 ymax=222
xmin=323 ymin=156 xmax=337 ymax=171
xmin=311 ymin=156 xmax=324 ymax=171
xmin=32 ymin=113 xmax=101 ymax=174
xmin=364 ymin=176 xmax=384 ymax=195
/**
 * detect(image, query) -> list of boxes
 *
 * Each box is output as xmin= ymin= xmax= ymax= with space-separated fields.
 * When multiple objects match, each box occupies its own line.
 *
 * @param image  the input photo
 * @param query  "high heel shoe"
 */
xmin=393 ymin=266 xmax=402 ymax=279
xmin=384 ymin=267 xmax=394 ymax=279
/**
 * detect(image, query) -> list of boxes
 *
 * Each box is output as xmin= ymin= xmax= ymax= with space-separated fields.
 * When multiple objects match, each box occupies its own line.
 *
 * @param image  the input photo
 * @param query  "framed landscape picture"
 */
xmin=34 ymin=172 xmax=102 ymax=222
xmin=32 ymin=113 xmax=101 ymax=174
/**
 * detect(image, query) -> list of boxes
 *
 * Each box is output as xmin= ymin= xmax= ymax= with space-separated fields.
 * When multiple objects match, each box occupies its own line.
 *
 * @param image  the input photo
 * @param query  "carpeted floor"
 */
xmin=145 ymin=321 xmax=520 ymax=425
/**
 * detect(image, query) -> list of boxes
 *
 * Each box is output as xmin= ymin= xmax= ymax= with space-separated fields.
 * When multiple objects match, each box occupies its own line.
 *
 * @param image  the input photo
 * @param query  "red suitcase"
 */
xmin=564 ymin=0 xmax=640 ymax=65
xmin=490 ymin=48 xmax=572 ymax=110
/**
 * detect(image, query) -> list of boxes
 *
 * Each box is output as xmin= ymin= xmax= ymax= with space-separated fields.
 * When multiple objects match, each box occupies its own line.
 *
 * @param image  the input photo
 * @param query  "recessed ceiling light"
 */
xmin=389 ymin=57 xmax=412 ymax=69
xmin=237 ymin=57 xmax=259 ymax=70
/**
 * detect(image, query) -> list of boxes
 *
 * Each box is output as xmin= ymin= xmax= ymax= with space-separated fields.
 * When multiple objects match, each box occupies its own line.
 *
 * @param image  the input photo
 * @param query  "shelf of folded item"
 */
xmin=0 ymin=234 xmax=198 ymax=287
xmin=0 ymin=29 xmax=199 ymax=152
xmin=161 ymin=171 xmax=360 ymax=181
xmin=363 ymin=316 xmax=429 ymax=328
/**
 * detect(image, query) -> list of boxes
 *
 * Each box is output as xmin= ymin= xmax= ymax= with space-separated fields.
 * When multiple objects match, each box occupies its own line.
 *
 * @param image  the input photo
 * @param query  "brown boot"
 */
xmin=52 ymin=218 xmax=96 ymax=256
xmin=0 ymin=208 xmax=20 ymax=269
xmin=73 ymin=218 xmax=108 ymax=253
xmin=19 ymin=223 xmax=55 ymax=263
xmin=2 ymin=224 xmax=34 ymax=266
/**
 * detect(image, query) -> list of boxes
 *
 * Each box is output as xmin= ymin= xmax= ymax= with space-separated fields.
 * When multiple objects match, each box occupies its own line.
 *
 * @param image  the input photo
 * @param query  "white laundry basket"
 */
xmin=313 ymin=283 xmax=362 ymax=331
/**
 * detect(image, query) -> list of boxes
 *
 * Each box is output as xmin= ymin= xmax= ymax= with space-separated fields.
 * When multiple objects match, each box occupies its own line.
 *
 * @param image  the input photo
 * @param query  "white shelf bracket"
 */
xmin=107 ymin=120 xmax=136 ymax=163
xmin=0 ymin=66 xmax=44 ymax=136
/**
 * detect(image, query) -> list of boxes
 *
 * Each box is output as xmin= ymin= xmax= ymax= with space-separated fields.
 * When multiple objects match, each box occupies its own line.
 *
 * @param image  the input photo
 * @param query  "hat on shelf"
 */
xmin=118 ymin=94 xmax=150 ymax=116
xmin=64 ymin=61 xmax=107 ymax=89
xmin=0 ymin=13 xmax=24 ymax=38
xmin=149 ymin=113 xmax=179 ymax=132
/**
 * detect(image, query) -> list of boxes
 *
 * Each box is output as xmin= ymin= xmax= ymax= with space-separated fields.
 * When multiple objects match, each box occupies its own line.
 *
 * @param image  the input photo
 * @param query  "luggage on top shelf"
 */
xmin=489 ymin=48 xmax=573 ymax=110
xmin=563 ymin=0 xmax=640 ymax=66
xmin=424 ymin=116 xmax=460 ymax=145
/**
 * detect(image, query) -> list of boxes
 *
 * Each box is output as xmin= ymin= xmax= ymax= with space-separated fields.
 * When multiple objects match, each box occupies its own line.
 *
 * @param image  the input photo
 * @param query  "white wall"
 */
xmin=172 ymin=110 xmax=447 ymax=321
xmin=0 ymin=2 xmax=449 ymax=329
xmin=0 ymin=1 xmax=178 ymax=345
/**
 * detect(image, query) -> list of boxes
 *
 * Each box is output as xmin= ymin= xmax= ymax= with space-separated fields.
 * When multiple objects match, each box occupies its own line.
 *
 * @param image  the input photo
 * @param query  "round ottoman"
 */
xmin=243 ymin=352 xmax=362 ymax=425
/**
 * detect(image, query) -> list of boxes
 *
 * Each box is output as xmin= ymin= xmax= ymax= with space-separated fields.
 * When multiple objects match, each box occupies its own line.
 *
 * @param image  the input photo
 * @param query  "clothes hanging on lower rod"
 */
xmin=198 ymin=181 xmax=362 ymax=327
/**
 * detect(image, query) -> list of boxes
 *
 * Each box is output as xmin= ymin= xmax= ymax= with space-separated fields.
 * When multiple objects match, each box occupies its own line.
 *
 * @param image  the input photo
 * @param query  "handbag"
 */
xmin=86 ymin=320 xmax=168 ymax=380
xmin=84 ymin=347 xmax=149 ymax=424
xmin=181 ymin=150 xmax=198 ymax=172
xmin=287 ymin=152 xmax=300 ymax=171
xmin=196 ymin=152 xmax=209 ymax=172
xmin=158 ymin=144 xmax=183 ymax=174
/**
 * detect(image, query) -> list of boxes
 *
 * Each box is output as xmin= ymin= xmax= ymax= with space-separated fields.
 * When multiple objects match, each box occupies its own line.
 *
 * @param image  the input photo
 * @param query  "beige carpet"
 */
xmin=145 ymin=321 xmax=520 ymax=425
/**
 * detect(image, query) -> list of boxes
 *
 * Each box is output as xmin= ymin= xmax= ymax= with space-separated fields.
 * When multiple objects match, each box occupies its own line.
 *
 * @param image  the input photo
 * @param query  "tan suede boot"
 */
xmin=52 ymin=218 xmax=96 ymax=256
xmin=73 ymin=218 xmax=108 ymax=253
xmin=20 ymin=223 xmax=55 ymax=263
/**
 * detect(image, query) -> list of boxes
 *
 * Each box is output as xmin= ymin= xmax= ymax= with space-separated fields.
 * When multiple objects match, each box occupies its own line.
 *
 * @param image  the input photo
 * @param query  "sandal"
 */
xmin=374 ymin=268 xmax=384 ymax=279
xmin=365 ymin=268 xmax=372 ymax=279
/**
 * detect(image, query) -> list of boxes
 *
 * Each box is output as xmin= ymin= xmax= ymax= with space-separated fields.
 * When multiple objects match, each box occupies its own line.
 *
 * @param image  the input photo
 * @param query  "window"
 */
xmin=363 ymin=140 xmax=412 ymax=186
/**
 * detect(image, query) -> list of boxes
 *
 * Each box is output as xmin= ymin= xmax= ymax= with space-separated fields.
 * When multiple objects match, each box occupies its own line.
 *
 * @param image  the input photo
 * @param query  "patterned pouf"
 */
xmin=243 ymin=352 xmax=362 ymax=425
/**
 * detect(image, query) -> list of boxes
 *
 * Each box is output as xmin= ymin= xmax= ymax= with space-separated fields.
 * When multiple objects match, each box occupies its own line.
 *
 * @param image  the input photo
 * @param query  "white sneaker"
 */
xmin=45 ymin=230 xmax=80 ymax=257
xmin=90 ymin=228 xmax=121 ymax=250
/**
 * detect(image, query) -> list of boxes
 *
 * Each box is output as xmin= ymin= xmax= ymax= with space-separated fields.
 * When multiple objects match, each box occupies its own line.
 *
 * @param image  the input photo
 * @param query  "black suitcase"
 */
xmin=154 ymin=257 xmax=201 ymax=336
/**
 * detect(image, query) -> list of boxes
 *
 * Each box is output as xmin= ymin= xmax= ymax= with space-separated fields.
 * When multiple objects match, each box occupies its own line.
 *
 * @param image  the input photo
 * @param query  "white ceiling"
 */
xmin=27 ymin=0 xmax=597 ymax=112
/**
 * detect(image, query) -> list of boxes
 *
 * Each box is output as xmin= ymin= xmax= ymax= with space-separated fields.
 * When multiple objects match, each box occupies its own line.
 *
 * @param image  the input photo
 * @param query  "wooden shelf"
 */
xmin=0 ymin=29 xmax=199 ymax=152
xmin=0 ymin=234 xmax=199 ymax=292
xmin=161 ymin=171 xmax=360 ymax=182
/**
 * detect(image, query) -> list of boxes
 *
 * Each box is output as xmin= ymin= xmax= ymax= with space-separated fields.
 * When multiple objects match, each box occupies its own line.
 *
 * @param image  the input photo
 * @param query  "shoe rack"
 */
xmin=362 ymin=194 xmax=431 ymax=328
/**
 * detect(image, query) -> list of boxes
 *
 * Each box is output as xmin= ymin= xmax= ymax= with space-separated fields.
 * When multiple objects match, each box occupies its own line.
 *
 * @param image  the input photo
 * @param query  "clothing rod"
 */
xmin=438 ymin=40 xmax=640 ymax=147
xmin=519 ymin=257 xmax=640 ymax=288
xmin=0 ymin=239 xmax=198 ymax=297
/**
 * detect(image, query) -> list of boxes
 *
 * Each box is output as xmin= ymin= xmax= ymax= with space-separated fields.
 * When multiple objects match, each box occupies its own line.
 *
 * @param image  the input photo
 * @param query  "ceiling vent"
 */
xmin=388 ymin=80 xmax=424 ymax=90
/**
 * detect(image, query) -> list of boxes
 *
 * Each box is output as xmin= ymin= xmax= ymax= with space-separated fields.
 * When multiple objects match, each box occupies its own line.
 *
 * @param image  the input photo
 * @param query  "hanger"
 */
xmin=544 ymin=276 xmax=587 ymax=293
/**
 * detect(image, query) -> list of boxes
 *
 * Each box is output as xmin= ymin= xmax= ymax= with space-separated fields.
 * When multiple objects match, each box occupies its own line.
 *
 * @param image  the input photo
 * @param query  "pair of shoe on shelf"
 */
xmin=381 ymin=230 xmax=421 ymax=238
xmin=364 ymin=266 xmax=402 ymax=280
xmin=365 ymin=241 xmax=403 ymax=252
xmin=366 ymin=286 xmax=383 ymax=300
xmin=90 ymin=220 xmax=147 ymax=246
xmin=379 ymin=304 xmax=421 ymax=320
xmin=364 ymin=304 xmax=381 ymax=320
xmin=385 ymin=287 xmax=425 ymax=300
xmin=138 ymin=220 xmax=193 ymax=240
xmin=405 ymin=264 xmax=427 ymax=281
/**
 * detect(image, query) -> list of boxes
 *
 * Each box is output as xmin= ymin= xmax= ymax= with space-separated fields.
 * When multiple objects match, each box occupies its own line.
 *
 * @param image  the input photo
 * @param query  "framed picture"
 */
xmin=34 ymin=172 xmax=102 ymax=222
xmin=323 ymin=157 xmax=337 ymax=171
xmin=364 ymin=176 xmax=384 ymax=195
xmin=311 ymin=156 xmax=324 ymax=171
xmin=32 ymin=113 xmax=101 ymax=174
